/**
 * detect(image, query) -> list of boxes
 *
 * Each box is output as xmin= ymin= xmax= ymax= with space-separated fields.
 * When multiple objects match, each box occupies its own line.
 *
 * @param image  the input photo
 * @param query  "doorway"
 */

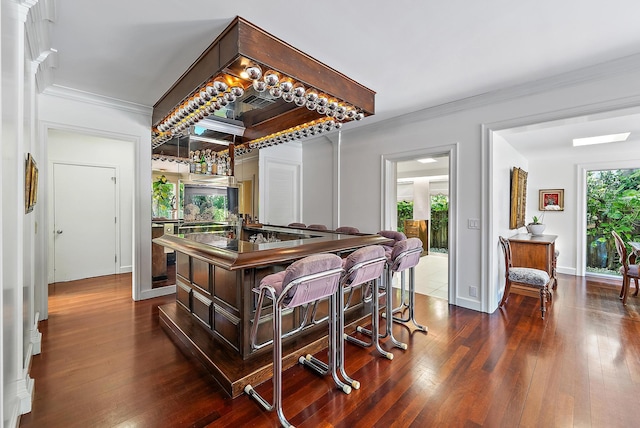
xmin=396 ymin=155 xmax=450 ymax=300
xmin=382 ymin=144 xmax=457 ymax=303
xmin=52 ymin=163 xmax=118 ymax=282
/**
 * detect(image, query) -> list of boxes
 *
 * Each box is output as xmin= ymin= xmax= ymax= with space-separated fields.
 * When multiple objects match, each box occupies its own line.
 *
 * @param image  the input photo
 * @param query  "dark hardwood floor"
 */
xmin=19 ymin=273 xmax=640 ymax=427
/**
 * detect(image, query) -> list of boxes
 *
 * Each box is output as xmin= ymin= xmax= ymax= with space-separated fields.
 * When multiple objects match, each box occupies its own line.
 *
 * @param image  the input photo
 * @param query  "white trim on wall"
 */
xmin=381 ymin=143 xmax=459 ymax=306
xmin=482 ymin=99 xmax=640 ymax=315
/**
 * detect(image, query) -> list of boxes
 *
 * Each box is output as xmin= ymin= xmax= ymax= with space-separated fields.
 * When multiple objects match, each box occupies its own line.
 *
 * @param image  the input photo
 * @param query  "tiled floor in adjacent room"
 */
xmin=392 ymin=252 xmax=449 ymax=301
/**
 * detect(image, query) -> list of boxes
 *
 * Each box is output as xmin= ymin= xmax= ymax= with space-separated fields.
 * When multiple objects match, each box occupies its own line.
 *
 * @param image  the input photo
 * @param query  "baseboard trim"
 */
xmin=8 ymin=403 xmax=20 ymax=428
xmin=17 ymin=344 xmax=35 ymax=415
xmin=139 ymin=285 xmax=176 ymax=300
xmin=119 ymin=265 xmax=133 ymax=274
xmin=557 ymin=267 xmax=577 ymax=276
xmin=31 ymin=311 xmax=42 ymax=355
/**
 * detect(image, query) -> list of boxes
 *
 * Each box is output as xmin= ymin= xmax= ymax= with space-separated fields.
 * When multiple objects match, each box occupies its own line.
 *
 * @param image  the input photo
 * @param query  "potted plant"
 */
xmin=526 ymin=213 xmax=546 ymax=236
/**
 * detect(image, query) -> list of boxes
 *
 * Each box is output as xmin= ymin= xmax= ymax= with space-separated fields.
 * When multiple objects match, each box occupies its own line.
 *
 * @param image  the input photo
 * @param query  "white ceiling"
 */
xmin=49 ymin=0 xmax=640 ymax=151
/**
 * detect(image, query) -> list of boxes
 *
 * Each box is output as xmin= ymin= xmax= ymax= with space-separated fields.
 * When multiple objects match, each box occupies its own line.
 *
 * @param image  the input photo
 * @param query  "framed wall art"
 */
xmin=509 ymin=166 xmax=528 ymax=229
xmin=539 ymin=188 xmax=564 ymax=211
xmin=25 ymin=153 xmax=38 ymax=214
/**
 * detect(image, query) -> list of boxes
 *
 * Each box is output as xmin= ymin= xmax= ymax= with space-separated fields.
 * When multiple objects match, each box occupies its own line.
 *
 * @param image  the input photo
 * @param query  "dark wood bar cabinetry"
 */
xmin=153 ymin=225 xmax=389 ymax=397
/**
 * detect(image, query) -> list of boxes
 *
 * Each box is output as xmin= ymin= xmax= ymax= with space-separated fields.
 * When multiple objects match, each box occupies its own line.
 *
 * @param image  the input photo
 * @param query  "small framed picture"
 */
xmin=539 ymin=189 xmax=564 ymax=211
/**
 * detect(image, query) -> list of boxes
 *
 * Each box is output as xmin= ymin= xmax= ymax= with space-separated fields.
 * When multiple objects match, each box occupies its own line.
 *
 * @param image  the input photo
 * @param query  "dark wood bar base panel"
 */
xmin=159 ymin=301 xmax=369 ymax=398
xmin=153 ymin=225 xmax=389 ymax=397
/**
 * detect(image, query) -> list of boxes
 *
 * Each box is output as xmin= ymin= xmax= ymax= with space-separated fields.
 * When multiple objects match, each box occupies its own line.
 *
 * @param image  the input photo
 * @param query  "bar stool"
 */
xmin=378 ymin=230 xmax=409 ymax=312
xmin=384 ymin=237 xmax=428 ymax=334
xmin=378 ymin=230 xmax=406 ymax=251
xmin=244 ymin=253 xmax=344 ymax=428
xmin=302 ymin=245 xmax=387 ymax=386
xmin=350 ymin=238 xmax=425 ymax=356
xmin=307 ymin=224 xmax=328 ymax=231
xmin=335 ymin=226 xmax=360 ymax=234
xmin=287 ymin=222 xmax=306 ymax=228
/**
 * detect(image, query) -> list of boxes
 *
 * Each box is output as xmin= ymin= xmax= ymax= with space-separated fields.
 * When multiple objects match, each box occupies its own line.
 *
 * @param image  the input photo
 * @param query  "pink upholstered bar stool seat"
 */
xmin=287 ymin=222 xmax=306 ymax=228
xmin=335 ymin=226 xmax=360 ymax=234
xmin=306 ymin=224 xmax=328 ymax=231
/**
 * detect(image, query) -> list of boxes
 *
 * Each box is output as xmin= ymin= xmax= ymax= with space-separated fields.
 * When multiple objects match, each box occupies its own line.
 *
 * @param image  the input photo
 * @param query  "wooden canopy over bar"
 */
xmin=152 ymin=16 xmax=375 ymax=142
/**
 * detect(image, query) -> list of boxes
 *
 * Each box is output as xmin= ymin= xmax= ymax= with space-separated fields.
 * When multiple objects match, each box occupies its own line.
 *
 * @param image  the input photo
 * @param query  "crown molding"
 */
xmin=42 ymin=84 xmax=153 ymax=117
xmin=349 ymin=52 xmax=640 ymax=135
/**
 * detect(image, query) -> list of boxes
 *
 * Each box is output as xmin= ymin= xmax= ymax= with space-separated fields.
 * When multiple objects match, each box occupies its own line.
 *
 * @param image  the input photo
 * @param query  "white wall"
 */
xmin=47 ymin=129 xmax=134 ymax=282
xmin=412 ymin=178 xmax=431 ymax=220
xmin=302 ymin=138 xmax=333 ymax=228
xmin=301 ymin=54 xmax=640 ymax=313
xmin=2 ymin=0 xmax=49 ymax=424
xmin=526 ymin=147 xmax=640 ymax=277
xmin=491 ymin=132 xmax=528 ymax=309
xmin=38 ymin=88 xmax=172 ymax=304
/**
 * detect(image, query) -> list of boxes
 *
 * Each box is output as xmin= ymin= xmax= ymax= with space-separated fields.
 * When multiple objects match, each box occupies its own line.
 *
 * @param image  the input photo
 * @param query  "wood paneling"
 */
xmin=20 ymin=273 xmax=640 ymax=427
xmin=152 ymin=17 xmax=375 ymax=133
xmin=192 ymin=257 xmax=211 ymax=295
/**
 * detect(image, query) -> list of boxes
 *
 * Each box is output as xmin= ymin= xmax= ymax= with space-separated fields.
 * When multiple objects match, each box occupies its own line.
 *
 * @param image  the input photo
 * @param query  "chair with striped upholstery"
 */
xmin=499 ymin=236 xmax=551 ymax=319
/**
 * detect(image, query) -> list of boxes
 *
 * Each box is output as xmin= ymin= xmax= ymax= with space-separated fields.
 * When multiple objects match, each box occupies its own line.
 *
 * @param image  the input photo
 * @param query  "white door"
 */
xmin=53 ymin=163 xmax=117 ymax=282
xmin=264 ymin=160 xmax=300 ymax=225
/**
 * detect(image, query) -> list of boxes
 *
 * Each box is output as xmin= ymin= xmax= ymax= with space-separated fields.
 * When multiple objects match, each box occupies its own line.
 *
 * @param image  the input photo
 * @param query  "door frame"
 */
xmin=381 ymin=143 xmax=458 ymax=304
xmin=51 ymin=161 xmax=120 ymax=283
xmin=38 ymin=121 xmax=159 ymax=320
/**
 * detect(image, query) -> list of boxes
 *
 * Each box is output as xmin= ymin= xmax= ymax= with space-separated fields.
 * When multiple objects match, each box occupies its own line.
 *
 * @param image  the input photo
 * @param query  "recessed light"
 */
xmin=416 ymin=158 xmax=437 ymax=164
xmin=572 ymin=132 xmax=630 ymax=146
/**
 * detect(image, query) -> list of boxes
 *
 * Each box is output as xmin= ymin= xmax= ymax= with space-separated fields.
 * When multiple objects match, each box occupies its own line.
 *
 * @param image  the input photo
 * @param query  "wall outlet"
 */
xmin=469 ymin=286 xmax=478 ymax=298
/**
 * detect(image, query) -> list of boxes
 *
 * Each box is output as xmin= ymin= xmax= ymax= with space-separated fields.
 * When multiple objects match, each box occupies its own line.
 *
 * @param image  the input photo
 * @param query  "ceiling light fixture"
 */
xmin=416 ymin=158 xmax=437 ymax=164
xmin=190 ymin=135 xmax=231 ymax=146
xmin=572 ymin=132 xmax=630 ymax=146
xmin=197 ymin=118 xmax=245 ymax=137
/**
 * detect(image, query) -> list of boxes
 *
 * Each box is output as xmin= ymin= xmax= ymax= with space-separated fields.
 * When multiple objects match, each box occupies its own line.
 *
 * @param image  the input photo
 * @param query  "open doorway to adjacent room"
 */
xmin=46 ymin=128 xmax=135 ymax=298
xmin=396 ymin=154 xmax=450 ymax=300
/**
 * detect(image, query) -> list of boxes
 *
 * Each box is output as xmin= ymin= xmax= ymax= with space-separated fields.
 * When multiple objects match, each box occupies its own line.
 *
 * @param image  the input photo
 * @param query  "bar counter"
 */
xmin=153 ymin=224 xmax=390 ymax=397
xmin=153 ymin=224 xmax=388 ymax=270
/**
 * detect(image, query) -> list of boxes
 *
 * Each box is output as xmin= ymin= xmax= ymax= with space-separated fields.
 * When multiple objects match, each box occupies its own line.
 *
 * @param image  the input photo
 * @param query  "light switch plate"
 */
xmin=468 ymin=218 xmax=480 ymax=229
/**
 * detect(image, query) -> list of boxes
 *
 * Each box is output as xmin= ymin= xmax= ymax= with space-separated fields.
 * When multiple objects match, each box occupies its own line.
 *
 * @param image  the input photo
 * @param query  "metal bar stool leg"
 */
xmin=347 ymin=277 xmax=394 ymax=359
xmin=384 ymin=268 xmax=409 ymax=349
xmin=300 ymin=291 xmax=352 ymax=393
xmin=245 ymin=291 xmax=295 ymax=428
xmin=336 ymin=285 xmax=360 ymax=389
xmin=391 ymin=267 xmax=428 ymax=332
xmin=389 ymin=270 xmax=409 ymax=315
xmin=355 ymin=268 xmax=408 ymax=351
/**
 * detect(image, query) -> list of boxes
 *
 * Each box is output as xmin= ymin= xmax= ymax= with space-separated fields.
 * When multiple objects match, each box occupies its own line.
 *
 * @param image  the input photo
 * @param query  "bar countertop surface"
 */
xmin=153 ymin=224 xmax=391 ymax=270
